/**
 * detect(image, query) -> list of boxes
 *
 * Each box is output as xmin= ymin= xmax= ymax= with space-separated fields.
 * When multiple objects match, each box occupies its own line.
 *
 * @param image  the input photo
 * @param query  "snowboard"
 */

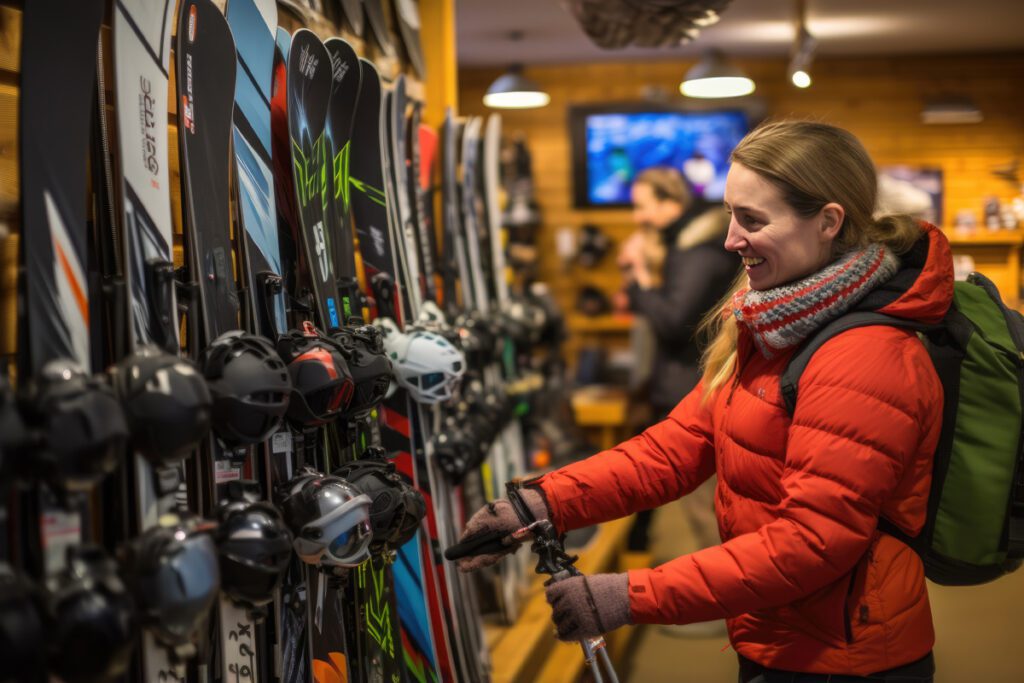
xmin=112 ymin=0 xmax=192 ymax=679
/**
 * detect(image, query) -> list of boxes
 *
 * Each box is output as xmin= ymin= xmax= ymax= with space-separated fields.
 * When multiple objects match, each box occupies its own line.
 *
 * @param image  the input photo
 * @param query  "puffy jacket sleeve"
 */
xmin=626 ymin=329 xmax=942 ymax=625
xmin=534 ymin=382 xmax=717 ymax=533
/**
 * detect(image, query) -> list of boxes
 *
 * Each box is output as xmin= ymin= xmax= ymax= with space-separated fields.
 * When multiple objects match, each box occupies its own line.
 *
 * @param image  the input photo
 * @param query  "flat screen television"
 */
xmin=570 ymin=105 xmax=750 ymax=208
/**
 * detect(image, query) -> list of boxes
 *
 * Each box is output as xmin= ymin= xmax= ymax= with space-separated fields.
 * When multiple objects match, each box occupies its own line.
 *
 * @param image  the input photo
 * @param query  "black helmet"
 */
xmin=108 ymin=346 xmax=212 ymax=466
xmin=454 ymin=310 xmax=498 ymax=367
xmin=432 ymin=423 xmax=482 ymax=483
xmin=575 ymin=285 xmax=611 ymax=317
xmin=120 ymin=514 xmax=219 ymax=658
xmin=214 ymin=480 xmax=293 ymax=610
xmin=20 ymin=359 xmax=128 ymax=488
xmin=501 ymin=297 xmax=546 ymax=347
xmin=201 ymin=331 xmax=291 ymax=445
xmin=277 ymin=322 xmax=355 ymax=427
xmin=45 ymin=545 xmax=136 ymax=683
xmin=277 ymin=468 xmax=372 ymax=567
xmin=0 ymin=563 xmax=46 ymax=682
xmin=577 ymin=224 xmax=611 ymax=268
xmin=329 ymin=323 xmax=392 ymax=418
xmin=332 ymin=448 xmax=426 ymax=553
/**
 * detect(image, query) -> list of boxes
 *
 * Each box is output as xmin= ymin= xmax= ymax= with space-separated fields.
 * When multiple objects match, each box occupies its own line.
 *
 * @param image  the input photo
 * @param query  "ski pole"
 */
xmin=445 ymin=518 xmax=621 ymax=683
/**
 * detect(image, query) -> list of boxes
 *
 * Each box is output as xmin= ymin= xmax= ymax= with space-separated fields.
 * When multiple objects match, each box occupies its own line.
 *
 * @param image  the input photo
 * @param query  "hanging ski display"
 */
xmin=17 ymin=2 xmax=134 ymax=681
xmin=175 ymin=2 xmax=296 ymax=682
xmin=112 ymin=1 xmax=217 ymax=679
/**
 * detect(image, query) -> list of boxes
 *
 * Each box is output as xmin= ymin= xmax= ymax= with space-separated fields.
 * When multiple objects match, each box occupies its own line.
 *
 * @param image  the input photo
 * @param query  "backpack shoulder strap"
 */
xmin=780 ymin=311 xmax=931 ymax=415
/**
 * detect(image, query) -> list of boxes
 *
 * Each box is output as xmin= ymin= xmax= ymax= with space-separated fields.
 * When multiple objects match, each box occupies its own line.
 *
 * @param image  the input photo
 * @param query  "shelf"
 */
xmin=944 ymin=229 xmax=1024 ymax=246
xmin=567 ymin=313 xmax=635 ymax=334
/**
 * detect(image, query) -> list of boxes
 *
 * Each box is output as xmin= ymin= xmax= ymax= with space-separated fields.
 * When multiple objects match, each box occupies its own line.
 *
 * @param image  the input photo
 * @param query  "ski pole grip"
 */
xmin=443 ymin=529 xmax=508 ymax=561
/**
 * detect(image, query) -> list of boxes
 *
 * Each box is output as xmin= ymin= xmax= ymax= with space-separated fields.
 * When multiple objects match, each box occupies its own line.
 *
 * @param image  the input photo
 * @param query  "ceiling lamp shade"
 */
xmin=483 ymin=66 xmax=550 ymax=109
xmin=680 ymin=49 xmax=755 ymax=99
xmin=788 ymin=25 xmax=816 ymax=88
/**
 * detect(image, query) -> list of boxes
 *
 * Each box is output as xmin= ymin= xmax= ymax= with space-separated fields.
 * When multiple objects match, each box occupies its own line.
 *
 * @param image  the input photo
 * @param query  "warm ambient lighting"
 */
xmin=680 ymin=50 xmax=755 ymax=99
xmin=483 ymin=67 xmax=550 ymax=109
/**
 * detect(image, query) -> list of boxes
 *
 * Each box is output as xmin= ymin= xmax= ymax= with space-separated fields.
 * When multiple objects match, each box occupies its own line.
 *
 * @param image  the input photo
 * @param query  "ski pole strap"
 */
xmin=506 ymin=480 xmax=540 ymax=526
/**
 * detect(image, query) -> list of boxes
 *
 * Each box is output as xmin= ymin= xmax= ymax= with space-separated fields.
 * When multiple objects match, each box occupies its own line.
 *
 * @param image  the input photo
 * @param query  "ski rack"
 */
xmin=505 ymin=484 xmax=622 ymax=683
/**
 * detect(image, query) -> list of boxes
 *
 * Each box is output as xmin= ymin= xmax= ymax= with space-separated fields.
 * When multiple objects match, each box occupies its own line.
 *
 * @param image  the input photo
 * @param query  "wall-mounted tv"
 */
xmin=570 ymin=105 xmax=750 ymax=208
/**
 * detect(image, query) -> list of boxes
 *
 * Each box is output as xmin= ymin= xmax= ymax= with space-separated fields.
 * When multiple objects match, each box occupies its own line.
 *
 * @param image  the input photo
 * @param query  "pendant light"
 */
xmin=483 ymin=65 xmax=550 ymax=109
xmin=788 ymin=0 xmax=816 ymax=88
xmin=680 ymin=49 xmax=755 ymax=99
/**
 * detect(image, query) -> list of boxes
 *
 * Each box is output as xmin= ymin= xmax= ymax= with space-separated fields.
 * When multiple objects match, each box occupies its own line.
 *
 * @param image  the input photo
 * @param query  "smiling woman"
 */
xmin=701 ymin=119 xmax=922 ymax=391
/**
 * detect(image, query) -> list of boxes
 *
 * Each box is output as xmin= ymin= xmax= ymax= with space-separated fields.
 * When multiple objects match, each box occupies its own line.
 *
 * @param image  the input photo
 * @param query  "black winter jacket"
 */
xmin=627 ymin=202 xmax=738 ymax=411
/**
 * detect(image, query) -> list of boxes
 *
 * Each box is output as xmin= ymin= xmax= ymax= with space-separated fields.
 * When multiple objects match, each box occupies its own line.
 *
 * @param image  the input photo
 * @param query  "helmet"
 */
xmin=277 ymin=322 xmax=355 ymax=427
xmin=120 ymin=514 xmax=220 ymax=658
xmin=575 ymin=285 xmax=611 ymax=317
xmin=201 ymin=331 xmax=291 ymax=445
xmin=453 ymin=310 xmax=499 ymax=366
xmin=500 ymin=297 xmax=546 ymax=347
xmin=214 ymin=480 xmax=293 ymax=611
xmin=45 ymin=545 xmax=136 ymax=682
xmin=377 ymin=318 xmax=465 ymax=405
xmin=332 ymin=448 xmax=426 ymax=553
xmin=0 ymin=563 xmax=46 ymax=682
xmin=277 ymin=469 xmax=373 ymax=567
xmin=576 ymin=224 xmax=611 ymax=268
xmin=329 ymin=323 xmax=392 ymax=418
xmin=20 ymin=360 xmax=128 ymax=489
xmin=108 ymin=346 xmax=212 ymax=466
xmin=431 ymin=425 xmax=480 ymax=483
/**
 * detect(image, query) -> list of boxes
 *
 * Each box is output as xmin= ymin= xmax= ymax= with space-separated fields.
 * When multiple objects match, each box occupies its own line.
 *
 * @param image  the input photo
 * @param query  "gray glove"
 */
xmin=453 ymin=488 xmax=549 ymax=572
xmin=545 ymin=572 xmax=632 ymax=642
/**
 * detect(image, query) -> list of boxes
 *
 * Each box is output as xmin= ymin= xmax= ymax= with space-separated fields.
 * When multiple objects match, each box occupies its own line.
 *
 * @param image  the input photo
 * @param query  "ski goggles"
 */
xmin=292 ymin=491 xmax=373 ymax=567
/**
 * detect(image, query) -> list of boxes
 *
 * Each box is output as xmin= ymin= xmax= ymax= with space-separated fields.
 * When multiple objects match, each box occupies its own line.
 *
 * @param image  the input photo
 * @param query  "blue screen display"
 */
xmin=584 ymin=110 xmax=749 ymax=205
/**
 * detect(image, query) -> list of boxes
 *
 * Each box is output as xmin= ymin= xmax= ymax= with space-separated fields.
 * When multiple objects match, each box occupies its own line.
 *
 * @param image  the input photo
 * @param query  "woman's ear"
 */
xmin=820 ymin=203 xmax=845 ymax=241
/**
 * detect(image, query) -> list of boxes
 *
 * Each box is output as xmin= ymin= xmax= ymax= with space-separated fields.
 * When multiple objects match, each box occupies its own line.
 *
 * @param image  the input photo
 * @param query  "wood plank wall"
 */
xmin=459 ymin=53 xmax=1024 ymax=323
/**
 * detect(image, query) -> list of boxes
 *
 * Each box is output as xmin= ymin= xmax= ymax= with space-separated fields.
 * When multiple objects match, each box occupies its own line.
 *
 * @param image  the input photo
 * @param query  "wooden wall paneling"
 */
xmin=460 ymin=53 xmax=1024 ymax=341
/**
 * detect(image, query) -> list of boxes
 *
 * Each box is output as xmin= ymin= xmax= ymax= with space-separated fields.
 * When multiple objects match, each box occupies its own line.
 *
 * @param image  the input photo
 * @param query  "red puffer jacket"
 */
xmin=535 ymin=224 xmax=952 ymax=675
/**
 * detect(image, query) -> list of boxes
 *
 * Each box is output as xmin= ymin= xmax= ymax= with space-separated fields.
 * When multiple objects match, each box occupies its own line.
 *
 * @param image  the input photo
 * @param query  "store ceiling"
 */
xmin=455 ymin=0 xmax=1024 ymax=66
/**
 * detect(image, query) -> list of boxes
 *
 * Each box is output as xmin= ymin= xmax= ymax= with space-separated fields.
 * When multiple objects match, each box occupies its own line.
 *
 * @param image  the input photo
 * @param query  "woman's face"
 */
xmin=631 ymin=182 xmax=683 ymax=231
xmin=723 ymin=163 xmax=843 ymax=290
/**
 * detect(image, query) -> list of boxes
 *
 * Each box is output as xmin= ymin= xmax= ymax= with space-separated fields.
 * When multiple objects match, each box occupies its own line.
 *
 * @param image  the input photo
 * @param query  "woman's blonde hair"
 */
xmin=698 ymin=120 xmax=922 ymax=399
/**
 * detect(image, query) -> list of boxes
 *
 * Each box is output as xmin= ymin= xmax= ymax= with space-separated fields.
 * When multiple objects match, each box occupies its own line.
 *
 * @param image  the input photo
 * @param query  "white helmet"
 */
xmin=415 ymin=301 xmax=449 ymax=329
xmin=376 ymin=317 xmax=466 ymax=405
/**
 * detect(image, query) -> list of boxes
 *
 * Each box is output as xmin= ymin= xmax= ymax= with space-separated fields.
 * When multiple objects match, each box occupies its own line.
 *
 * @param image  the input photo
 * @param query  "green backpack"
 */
xmin=781 ymin=271 xmax=1024 ymax=586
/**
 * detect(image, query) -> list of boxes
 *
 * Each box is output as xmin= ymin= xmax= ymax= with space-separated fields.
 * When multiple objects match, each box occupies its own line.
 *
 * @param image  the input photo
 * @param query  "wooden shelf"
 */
xmin=944 ymin=228 xmax=1024 ymax=246
xmin=567 ymin=313 xmax=635 ymax=334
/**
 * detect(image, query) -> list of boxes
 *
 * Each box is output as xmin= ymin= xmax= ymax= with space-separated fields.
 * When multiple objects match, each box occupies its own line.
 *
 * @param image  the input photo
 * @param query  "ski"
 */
xmin=281 ymin=27 xmax=358 ymax=683
xmin=16 ymin=4 xmax=135 ymax=683
xmin=175 ymin=3 xmax=298 ymax=683
xmin=111 ymin=1 xmax=220 ymax=681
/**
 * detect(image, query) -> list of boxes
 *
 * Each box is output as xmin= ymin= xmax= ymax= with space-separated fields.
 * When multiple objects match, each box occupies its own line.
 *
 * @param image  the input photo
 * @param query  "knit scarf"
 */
xmin=733 ymin=243 xmax=900 ymax=358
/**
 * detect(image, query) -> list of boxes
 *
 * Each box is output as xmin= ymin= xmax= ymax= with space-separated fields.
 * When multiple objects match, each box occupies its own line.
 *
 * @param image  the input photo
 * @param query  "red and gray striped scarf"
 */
xmin=733 ymin=243 xmax=900 ymax=359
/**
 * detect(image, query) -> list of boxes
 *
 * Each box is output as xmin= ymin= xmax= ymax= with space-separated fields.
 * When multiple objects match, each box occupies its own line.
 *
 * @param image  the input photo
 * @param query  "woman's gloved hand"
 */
xmin=545 ymin=573 xmax=632 ymax=642
xmin=448 ymin=487 xmax=549 ymax=572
